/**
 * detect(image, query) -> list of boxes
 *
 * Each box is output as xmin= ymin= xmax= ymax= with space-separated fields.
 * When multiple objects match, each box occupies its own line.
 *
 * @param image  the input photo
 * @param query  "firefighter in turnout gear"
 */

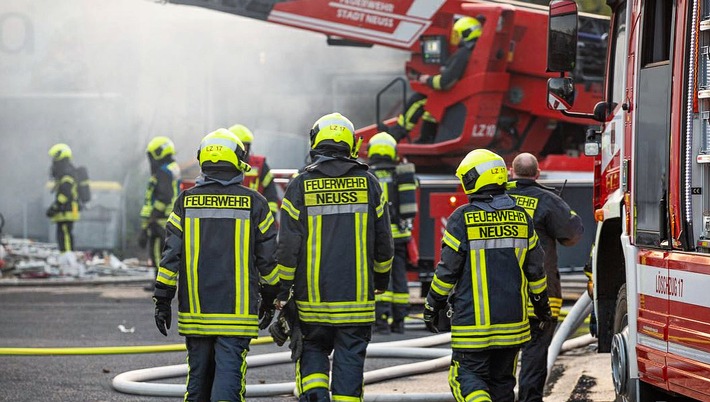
xmin=47 ymin=143 xmax=80 ymax=252
xmin=275 ymin=113 xmax=394 ymax=402
xmin=367 ymin=132 xmax=418 ymax=334
xmin=507 ymin=152 xmax=584 ymax=402
xmin=388 ymin=16 xmax=482 ymax=143
xmin=140 ymin=136 xmax=181 ymax=289
xmin=423 ymin=149 xmax=552 ymax=402
xmin=152 ymin=129 xmax=280 ymax=402
xmin=228 ymin=124 xmax=281 ymax=215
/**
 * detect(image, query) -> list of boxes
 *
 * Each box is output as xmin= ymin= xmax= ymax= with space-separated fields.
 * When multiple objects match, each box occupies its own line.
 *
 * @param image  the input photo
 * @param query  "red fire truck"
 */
xmin=547 ymin=0 xmax=710 ymax=399
xmin=170 ymin=0 xmax=606 ymax=286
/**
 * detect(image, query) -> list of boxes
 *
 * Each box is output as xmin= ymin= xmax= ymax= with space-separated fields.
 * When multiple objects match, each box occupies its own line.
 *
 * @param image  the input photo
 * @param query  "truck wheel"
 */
xmin=611 ymin=284 xmax=635 ymax=402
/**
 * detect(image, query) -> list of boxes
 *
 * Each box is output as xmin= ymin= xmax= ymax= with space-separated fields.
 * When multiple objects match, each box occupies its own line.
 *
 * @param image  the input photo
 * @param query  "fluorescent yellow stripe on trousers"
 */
xmin=186 ymin=217 xmax=201 ymax=314
xmin=307 ymin=215 xmax=322 ymax=303
xmin=355 ymin=212 xmax=368 ymax=302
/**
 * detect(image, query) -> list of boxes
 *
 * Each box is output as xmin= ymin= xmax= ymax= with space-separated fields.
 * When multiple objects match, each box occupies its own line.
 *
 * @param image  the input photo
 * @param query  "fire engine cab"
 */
xmin=548 ymin=0 xmax=710 ymax=399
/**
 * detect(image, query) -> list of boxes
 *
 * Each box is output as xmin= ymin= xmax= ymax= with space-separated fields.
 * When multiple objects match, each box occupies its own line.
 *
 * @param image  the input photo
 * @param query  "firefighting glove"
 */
xmin=423 ymin=301 xmax=440 ymax=334
xmin=289 ymin=324 xmax=303 ymax=362
xmin=258 ymin=284 xmax=280 ymax=330
xmin=153 ymin=296 xmax=172 ymax=336
xmin=137 ymin=228 xmax=148 ymax=249
xmin=531 ymin=289 xmax=554 ymax=330
xmin=45 ymin=205 xmax=58 ymax=218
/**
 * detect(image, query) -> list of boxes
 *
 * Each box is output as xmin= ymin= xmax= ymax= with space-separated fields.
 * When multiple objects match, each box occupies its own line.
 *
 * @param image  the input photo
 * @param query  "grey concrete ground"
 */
xmin=0 ymin=284 xmax=616 ymax=401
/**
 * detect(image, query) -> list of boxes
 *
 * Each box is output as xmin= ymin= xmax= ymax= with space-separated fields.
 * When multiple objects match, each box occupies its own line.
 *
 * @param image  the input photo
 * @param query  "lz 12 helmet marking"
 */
xmin=309 ymin=112 xmax=361 ymax=158
xmin=48 ymin=143 xmax=73 ymax=161
xmin=450 ymin=16 xmax=482 ymax=46
xmin=146 ymin=136 xmax=175 ymax=161
xmin=197 ymin=128 xmax=251 ymax=172
xmin=456 ymin=148 xmax=507 ymax=194
xmin=367 ymin=132 xmax=398 ymax=160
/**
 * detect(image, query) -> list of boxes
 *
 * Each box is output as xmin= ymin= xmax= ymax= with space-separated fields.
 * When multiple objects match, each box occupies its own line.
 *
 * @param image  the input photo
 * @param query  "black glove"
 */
xmin=289 ymin=324 xmax=303 ymax=362
xmin=45 ymin=205 xmax=58 ymax=218
xmin=531 ymin=289 xmax=553 ymax=330
xmin=258 ymin=284 xmax=279 ymax=330
xmin=423 ymin=301 xmax=440 ymax=334
xmin=137 ymin=228 xmax=148 ymax=249
xmin=153 ymin=296 xmax=172 ymax=336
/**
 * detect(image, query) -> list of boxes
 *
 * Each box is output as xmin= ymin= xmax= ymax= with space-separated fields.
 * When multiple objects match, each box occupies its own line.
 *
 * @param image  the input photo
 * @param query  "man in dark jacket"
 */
xmin=508 ymin=152 xmax=584 ymax=402
xmin=424 ymin=149 xmax=552 ymax=402
xmin=47 ymin=143 xmax=80 ymax=253
xmin=389 ymin=16 xmax=482 ymax=143
xmin=275 ymin=113 xmax=394 ymax=402
xmin=152 ymin=128 xmax=280 ymax=401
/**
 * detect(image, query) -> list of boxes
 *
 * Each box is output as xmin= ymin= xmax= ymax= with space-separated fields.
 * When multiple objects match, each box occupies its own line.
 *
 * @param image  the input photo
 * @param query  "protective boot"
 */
xmin=374 ymin=314 xmax=390 ymax=335
xmin=390 ymin=320 xmax=405 ymax=334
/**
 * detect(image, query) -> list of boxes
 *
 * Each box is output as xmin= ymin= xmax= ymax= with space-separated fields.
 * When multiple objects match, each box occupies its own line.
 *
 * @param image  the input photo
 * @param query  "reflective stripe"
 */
xmin=332 ymin=395 xmax=361 ymax=402
xmin=392 ymin=292 xmax=409 ymax=304
xmin=376 ymin=192 xmax=386 ymax=218
xmin=432 ymin=75 xmax=442 ymax=90
xmin=470 ymin=248 xmax=489 ymax=325
xmin=297 ymin=300 xmax=375 ymax=324
xmin=529 ymin=231 xmax=539 ymax=249
xmin=398 ymin=183 xmax=417 ymax=191
xmin=261 ymin=266 xmax=279 ymax=286
xmin=154 ymin=200 xmax=167 ymax=211
xmin=177 ymin=312 xmax=259 ymax=336
xmin=528 ymin=297 xmax=562 ymax=318
xmin=278 ymin=263 xmax=295 ymax=281
xmin=200 ymin=136 xmax=238 ymax=150
xmin=185 ymin=209 xmax=249 ymax=219
xmin=268 ymin=201 xmax=279 ymax=214
xmin=355 ymin=212 xmax=368 ymax=302
xmin=316 ymin=116 xmax=355 ymax=134
xmin=307 ymin=204 xmax=367 ymax=216
xmin=469 ymin=238 xmax=527 ymax=250
xmin=298 ymin=311 xmax=375 ymax=324
xmin=466 ymin=390 xmax=492 ymax=402
xmin=262 ymin=170 xmax=274 ymax=187
xmin=234 ymin=218 xmax=250 ymax=316
xmin=451 ymin=331 xmax=531 ymax=349
xmin=443 ymin=230 xmax=461 ymax=251
xmin=301 ymin=373 xmax=329 ymax=392
xmin=186 ymin=217 xmax=201 ymax=314
xmin=474 ymin=158 xmax=506 ymax=175
xmin=282 ymin=198 xmax=300 ymax=220
xmin=307 ymin=215 xmax=322 ymax=302
xmin=400 ymin=203 xmax=418 ymax=215
xmin=528 ymin=277 xmax=547 ymax=294
xmin=449 ymin=360 xmax=465 ymax=401
xmin=167 ymin=212 xmax=182 ymax=232
xmin=157 ymin=267 xmax=177 ymax=286
xmin=376 ymin=291 xmax=393 ymax=303
xmin=431 ymin=275 xmax=454 ymax=296
xmin=259 ymin=212 xmax=275 ymax=234
xmin=373 ymin=257 xmax=392 ymax=274
xmin=297 ymin=301 xmax=375 ymax=311
xmin=177 ymin=324 xmax=258 ymax=337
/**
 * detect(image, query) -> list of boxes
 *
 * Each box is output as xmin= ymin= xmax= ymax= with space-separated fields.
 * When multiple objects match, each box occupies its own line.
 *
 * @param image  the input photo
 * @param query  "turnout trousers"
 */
xmin=297 ymin=323 xmax=371 ymax=402
xmin=56 ymin=221 xmax=74 ymax=252
xmin=375 ymin=243 xmax=409 ymax=326
xmin=185 ymin=336 xmax=250 ymax=402
xmin=149 ymin=224 xmax=166 ymax=276
xmin=449 ymin=347 xmax=520 ymax=402
xmin=518 ymin=318 xmax=558 ymax=402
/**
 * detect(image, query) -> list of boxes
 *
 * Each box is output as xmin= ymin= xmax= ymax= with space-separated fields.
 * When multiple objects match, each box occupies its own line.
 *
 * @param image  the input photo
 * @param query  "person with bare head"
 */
xmin=508 ymin=152 xmax=585 ymax=402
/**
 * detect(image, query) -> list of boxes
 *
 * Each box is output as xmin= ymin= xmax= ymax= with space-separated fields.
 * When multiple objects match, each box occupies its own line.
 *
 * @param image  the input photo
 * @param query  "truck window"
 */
xmin=641 ymin=0 xmax=672 ymax=65
xmin=608 ymin=4 xmax=627 ymax=108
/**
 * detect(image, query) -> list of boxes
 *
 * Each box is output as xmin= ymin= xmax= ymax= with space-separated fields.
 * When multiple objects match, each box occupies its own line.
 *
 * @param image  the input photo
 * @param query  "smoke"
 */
xmin=0 ymin=0 xmax=406 ymax=243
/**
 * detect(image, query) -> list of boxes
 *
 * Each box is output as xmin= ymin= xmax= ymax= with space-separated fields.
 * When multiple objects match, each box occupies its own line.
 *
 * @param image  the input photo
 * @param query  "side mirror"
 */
xmin=547 ymin=77 xmax=575 ymax=110
xmin=584 ymin=127 xmax=601 ymax=156
xmin=593 ymin=101 xmax=610 ymax=122
xmin=547 ymin=0 xmax=578 ymax=72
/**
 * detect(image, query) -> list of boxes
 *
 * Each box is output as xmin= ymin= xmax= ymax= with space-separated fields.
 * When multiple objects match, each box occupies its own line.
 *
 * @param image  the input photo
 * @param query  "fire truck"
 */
xmin=547 ymin=0 xmax=710 ymax=400
xmin=170 ymin=0 xmax=606 ymax=286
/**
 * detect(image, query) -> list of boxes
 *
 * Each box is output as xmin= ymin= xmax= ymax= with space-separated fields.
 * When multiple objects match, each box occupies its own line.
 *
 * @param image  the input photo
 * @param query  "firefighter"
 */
xmin=507 ymin=152 xmax=584 ymax=402
xmin=423 ymin=148 xmax=552 ymax=402
xmin=46 ymin=143 xmax=80 ymax=253
xmin=228 ymin=124 xmax=281 ymax=215
xmin=367 ymin=132 xmax=419 ymax=334
xmin=139 ymin=136 xmax=181 ymax=291
xmin=388 ymin=16 xmax=482 ymax=143
xmin=152 ymin=128 xmax=280 ymax=402
xmin=275 ymin=112 xmax=394 ymax=402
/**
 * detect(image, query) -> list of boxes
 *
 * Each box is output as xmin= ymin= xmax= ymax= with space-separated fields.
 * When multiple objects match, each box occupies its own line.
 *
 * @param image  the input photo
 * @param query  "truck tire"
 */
xmin=612 ymin=284 xmax=636 ymax=402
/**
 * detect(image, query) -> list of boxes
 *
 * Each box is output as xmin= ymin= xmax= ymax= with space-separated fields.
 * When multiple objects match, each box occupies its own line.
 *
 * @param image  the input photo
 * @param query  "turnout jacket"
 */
xmin=156 ymin=172 xmax=279 ymax=338
xmin=49 ymin=160 xmax=80 ymax=222
xmin=507 ymin=179 xmax=584 ymax=318
xmin=369 ymin=157 xmax=418 ymax=242
xmin=141 ymin=159 xmax=181 ymax=227
xmin=277 ymin=154 xmax=394 ymax=326
xmin=425 ymin=40 xmax=475 ymax=91
xmin=426 ymin=193 xmax=547 ymax=350
xmin=243 ymin=154 xmax=280 ymax=215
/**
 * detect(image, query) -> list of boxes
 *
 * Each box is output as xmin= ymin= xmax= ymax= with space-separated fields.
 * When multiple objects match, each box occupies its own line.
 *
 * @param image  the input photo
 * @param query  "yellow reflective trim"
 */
xmin=355 ymin=212 xmax=368 ymax=302
xmin=432 ymin=75 xmax=442 ymax=90
xmin=62 ymin=224 xmax=71 ymax=251
xmin=277 ymin=264 xmax=295 ymax=281
xmin=259 ymin=211 xmax=275 ymax=234
xmin=466 ymin=390 xmax=492 ymax=402
xmin=185 ymin=217 xmax=200 ymax=314
xmin=57 ymin=194 xmax=68 ymax=204
xmin=296 ymin=300 xmax=375 ymax=312
xmin=442 ymin=230 xmax=461 ymax=251
xmin=512 ymin=195 xmax=538 ymax=218
xmin=302 ymin=373 xmax=329 ymax=392
xmin=529 ymin=231 xmax=539 ymax=249
xmin=431 ymin=275 xmax=454 ymax=296
xmin=261 ymin=266 xmax=279 ymax=286
xmin=184 ymin=194 xmax=251 ymax=209
xmin=178 ymin=312 xmax=258 ymax=322
xmin=177 ymin=324 xmax=258 ymax=337
xmin=376 ymin=192 xmax=386 ymax=218
xmin=282 ymin=198 xmax=300 ymax=220
xmin=307 ymin=215 xmax=322 ymax=302
xmin=528 ymin=276 xmax=547 ymax=294
xmin=296 ymin=360 xmax=303 ymax=395
xmin=154 ymin=200 xmax=167 ymax=212
xmin=297 ymin=312 xmax=375 ymax=324
xmin=268 ymin=201 xmax=278 ymax=214
xmin=479 ymin=249 xmax=490 ymax=325
xmin=157 ymin=267 xmax=177 ymax=286
xmin=168 ymin=212 xmax=182 ymax=232
xmin=239 ymin=348 xmax=248 ymax=401
xmin=376 ymin=291 xmax=393 ymax=303
xmin=332 ymin=395 xmax=361 ymax=402
xmin=392 ymin=292 xmax=409 ymax=304
xmin=373 ymin=257 xmax=392 ymax=274
xmin=449 ymin=360 xmax=464 ymax=402
xmin=262 ymin=170 xmax=274 ymax=187
xmin=451 ymin=332 xmax=531 ymax=349
xmin=398 ymin=183 xmax=417 ymax=191
xmin=234 ymin=219 xmax=247 ymax=316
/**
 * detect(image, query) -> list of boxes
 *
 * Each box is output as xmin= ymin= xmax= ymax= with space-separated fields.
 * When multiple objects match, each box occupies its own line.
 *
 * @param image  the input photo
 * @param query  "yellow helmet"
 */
xmin=48 ymin=143 xmax=72 ymax=161
xmin=455 ymin=149 xmax=507 ymax=194
xmin=197 ymin=128 xmax=251 ymax=172
xmin=228 ymin=124 xmax=254 ymax=144
xmin=146 ymin=136 xmax=175 ymax=161
xmin=310 ymin=112 xmax=359 ymax=157
xmin=451 ymin=16 xmax=482 ymax=46
xmin=367 ymin=132 xmax=397 ymax=160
